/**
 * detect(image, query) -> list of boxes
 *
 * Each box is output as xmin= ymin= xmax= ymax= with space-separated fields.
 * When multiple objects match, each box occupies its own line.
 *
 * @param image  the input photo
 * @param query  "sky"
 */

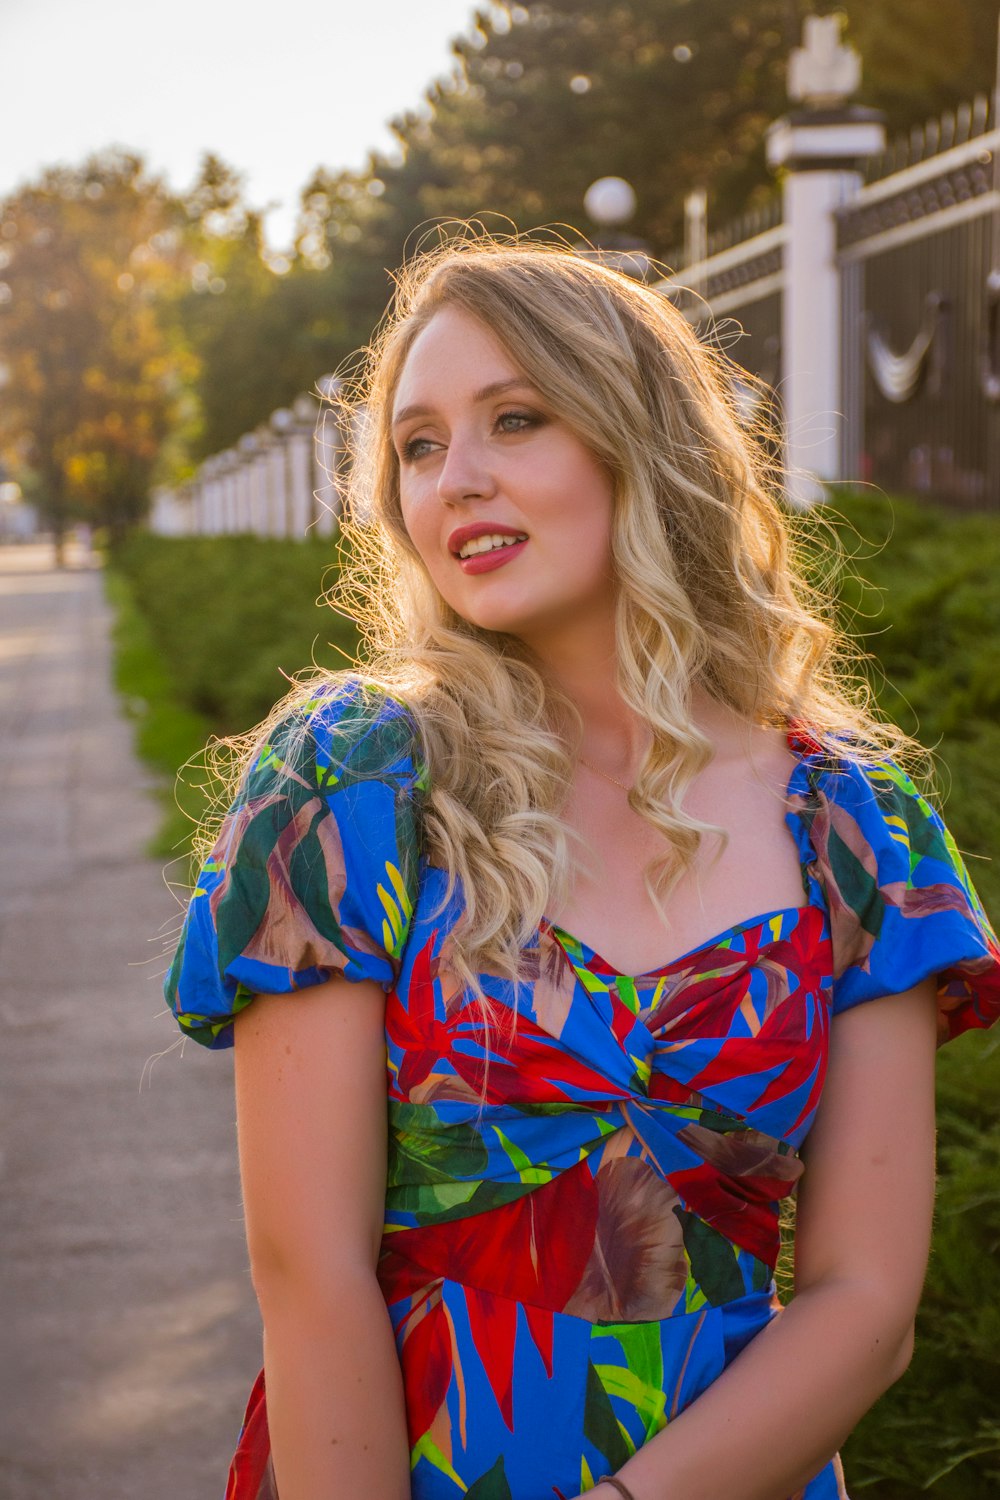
xmin=1 ymin=0 xmax=487 ymax=251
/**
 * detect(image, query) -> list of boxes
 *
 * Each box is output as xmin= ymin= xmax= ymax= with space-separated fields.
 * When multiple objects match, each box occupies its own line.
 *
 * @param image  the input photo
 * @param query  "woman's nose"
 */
xmin=436 ymin=435 xmax=497 ymax=504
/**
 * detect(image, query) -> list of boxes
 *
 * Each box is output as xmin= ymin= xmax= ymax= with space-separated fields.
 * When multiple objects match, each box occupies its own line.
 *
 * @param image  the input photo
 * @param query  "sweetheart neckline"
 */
xmin=540 ymin=728 xmax=826 ymax=981
xmin=541 ymin=902 xmax=821 ymax=983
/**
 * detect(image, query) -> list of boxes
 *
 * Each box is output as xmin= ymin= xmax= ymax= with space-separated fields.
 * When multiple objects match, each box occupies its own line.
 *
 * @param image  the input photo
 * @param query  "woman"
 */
xmin=165 ymin=235 xmax=1000 ymax=1500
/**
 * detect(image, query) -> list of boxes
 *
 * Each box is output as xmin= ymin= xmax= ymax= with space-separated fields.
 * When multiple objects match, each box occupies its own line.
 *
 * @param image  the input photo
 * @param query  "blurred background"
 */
xmin=1 ymin=3 xmax=999 ymax=1498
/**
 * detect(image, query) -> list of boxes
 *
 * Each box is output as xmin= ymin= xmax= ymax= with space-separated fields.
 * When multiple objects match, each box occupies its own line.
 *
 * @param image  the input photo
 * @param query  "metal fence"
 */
xmin=660 ymin=96 xmax=1000 ymax=512
xmin=839 ymin=122 xmax=1000 ymax=507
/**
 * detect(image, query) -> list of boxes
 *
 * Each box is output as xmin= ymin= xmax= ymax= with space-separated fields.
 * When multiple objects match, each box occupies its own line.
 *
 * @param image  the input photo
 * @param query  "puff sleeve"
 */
xmin=163 ymin=679 xmax=426 ymax=1049
xmin=797 ymin=750 xmax=1000 ymax=1044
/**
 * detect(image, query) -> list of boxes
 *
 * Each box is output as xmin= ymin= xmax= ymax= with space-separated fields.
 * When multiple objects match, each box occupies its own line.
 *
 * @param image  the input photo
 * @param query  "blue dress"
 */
xmin=164 ymin=678 xmax=1000 ymax=1500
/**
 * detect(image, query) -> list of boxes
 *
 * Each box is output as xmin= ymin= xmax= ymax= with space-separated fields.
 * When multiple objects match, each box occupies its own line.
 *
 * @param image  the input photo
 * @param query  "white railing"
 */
xmin=150 ymin=385 xmax=349 ymax=539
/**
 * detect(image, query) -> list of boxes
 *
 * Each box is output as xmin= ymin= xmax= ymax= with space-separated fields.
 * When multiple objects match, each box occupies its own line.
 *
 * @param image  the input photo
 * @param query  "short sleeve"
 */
xmin=163 ymin=678 xmax=426 ymax=1049
xmin=802 ymin=752 xmax=1000 ymax=1043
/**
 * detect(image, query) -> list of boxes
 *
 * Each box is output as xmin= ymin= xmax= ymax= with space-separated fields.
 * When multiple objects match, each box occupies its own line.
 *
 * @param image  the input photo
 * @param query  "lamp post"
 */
xmin=683 ymin=188 xmax=708 ymax=299
xmin=578 ymin=176 xmax=654 ymax=281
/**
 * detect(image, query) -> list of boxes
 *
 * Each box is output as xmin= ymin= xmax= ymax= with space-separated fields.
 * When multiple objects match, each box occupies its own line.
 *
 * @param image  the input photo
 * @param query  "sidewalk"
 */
xmin=0 ymin=544 xmax=261 ymax=1499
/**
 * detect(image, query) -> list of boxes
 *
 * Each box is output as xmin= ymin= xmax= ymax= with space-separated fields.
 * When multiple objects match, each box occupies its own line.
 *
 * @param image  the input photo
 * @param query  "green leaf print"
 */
xmin=693 ymin=1108 xmax=746 ymax=1135
xmin=390 ymin=1180 xmax=482 ymax=1217
xmin=584 ymin=1360 xmax=633 ymax=1473
xmin=597 ymin=1321 xmax=664 ymax=1407
xmin=387 ymin=1176 xmax=539 ymax=1226
xmin=825 ymin=820 xmax=884 ymax=939
xmin=675 ymin=1209 xmax=746 ymax=1306
xmin=465 ymin=1453 xmax=513 ymax=1500
xmin=388 ymin=1102 xmax=490 ymax=1181
xmin=378 ymin=859 xmax=413 ymax=959
xmin=593 ymin=1364 xmax=664 ymax=1434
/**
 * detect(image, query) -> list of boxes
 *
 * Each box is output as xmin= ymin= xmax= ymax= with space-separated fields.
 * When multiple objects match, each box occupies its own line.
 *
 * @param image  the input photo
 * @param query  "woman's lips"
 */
xmin=456 ymin=539 xmax=527 ymax=574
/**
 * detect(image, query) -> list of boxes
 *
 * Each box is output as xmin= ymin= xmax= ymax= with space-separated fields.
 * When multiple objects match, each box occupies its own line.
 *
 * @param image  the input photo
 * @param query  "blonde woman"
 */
xmin=165 ymin=236 xmax=1000 ymax=1500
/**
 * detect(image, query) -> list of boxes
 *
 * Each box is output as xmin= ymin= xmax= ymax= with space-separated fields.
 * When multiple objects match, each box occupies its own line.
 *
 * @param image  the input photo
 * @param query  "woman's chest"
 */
xmin=392 ymin=860 xmax=834 ymax=1149
xmin=546 ymin=747 xmax=808 ymax=976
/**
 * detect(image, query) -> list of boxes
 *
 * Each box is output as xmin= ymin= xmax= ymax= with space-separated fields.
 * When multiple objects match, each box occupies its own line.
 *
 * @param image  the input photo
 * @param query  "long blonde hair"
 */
xmin=208 ymin=228 xmax=928 ymax=1017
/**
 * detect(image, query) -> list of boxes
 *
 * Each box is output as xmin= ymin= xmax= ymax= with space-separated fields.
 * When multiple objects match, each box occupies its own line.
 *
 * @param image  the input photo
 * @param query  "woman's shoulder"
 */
xmin=783 ymin=720 xmax=956 ymax=893
xmin=164 ymin=674 xmax=427 ymax=1050
xmin=785 ymin=719 xmax=1000 ymax=1040
xmin=259 ymin=673 xmax=427 ymax=796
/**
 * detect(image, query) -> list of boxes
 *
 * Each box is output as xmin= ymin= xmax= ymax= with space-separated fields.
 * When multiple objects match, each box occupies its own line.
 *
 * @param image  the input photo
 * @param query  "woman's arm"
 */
xmin=588 ymin=975 xmax=939 ymax=1500
xmin=234 ymin=976 xmax=411 ymax=1500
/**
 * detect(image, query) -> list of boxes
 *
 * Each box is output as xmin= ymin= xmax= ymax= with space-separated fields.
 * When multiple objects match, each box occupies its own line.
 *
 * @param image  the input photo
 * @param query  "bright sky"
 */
xmin=1 ymin=0 xmax=487 ymax=251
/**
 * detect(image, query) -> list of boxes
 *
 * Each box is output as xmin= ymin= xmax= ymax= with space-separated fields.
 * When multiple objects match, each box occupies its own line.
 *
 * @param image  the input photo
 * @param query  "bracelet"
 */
xmin=597 ymin=1476 xmax=638 ymax=1500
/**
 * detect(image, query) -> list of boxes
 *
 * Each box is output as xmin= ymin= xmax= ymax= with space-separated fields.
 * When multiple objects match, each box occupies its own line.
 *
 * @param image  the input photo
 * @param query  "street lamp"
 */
xmin=577 ymin=176 xmax=654 ymax=281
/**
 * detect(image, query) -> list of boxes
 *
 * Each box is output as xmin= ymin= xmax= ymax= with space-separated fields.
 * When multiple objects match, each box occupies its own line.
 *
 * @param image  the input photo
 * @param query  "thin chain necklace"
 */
xmin=577 ymin=757 xmax=634 ymax=793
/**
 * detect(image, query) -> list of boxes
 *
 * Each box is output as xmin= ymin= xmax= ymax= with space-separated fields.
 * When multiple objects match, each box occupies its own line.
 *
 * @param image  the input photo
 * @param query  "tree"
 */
xmin=290 ymin=0 xmax=1000 ymax=362
xmin=0 ymin=151 xmax=195 ymax=551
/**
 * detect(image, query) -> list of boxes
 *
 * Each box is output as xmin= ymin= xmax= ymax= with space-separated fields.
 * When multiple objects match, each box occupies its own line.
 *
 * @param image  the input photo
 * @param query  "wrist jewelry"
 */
xmin=597 ymin=1476 xmax=638 ymax=1500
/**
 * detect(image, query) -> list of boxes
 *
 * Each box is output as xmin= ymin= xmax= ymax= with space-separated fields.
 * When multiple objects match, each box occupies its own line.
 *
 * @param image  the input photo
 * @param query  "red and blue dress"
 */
xmin=164 ymin=678 xmax=1000 ymax=1500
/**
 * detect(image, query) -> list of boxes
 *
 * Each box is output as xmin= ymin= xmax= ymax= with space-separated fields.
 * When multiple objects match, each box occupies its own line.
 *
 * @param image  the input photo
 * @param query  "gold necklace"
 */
xmin=577 ymin=757 xmax=633 ymax=793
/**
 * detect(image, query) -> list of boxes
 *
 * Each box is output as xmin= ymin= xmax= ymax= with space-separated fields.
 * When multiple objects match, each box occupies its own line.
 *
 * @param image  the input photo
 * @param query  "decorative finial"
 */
xmin=788 ymin=14 xmax=861 ymax=107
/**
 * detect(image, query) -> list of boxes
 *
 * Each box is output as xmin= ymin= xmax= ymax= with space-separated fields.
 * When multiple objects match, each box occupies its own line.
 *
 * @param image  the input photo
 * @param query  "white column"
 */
xmin=344 ymin=405 xmax=372 ymax=525
xmin=252 ymin=455 xmax=267 ymax=535
xmin=287 ymin=431 xmax=313 ymax=536
xmin=314 ymin=376 xmax=343 ymax=536
xmin=290 ymin=394 xmax=320 ymax=536
xmin=270 ymin=444 xmax=288 ymax=537
xmin=206 ymin=469 xmax=222 ymax=533
xmin=219 ymin=454 xmax=238 ymax=533
xmin=766 ymin=127 xmax=878 ymax=502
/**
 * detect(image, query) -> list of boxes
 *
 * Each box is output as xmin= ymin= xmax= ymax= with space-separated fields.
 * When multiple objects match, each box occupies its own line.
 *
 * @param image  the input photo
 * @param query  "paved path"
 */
xmin=0 ymin=544 xmax=261 ymax=1499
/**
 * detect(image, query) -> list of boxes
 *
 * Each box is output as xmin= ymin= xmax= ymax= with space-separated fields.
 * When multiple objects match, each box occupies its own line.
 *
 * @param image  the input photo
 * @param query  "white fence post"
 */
xmin=289 ymin=394 xmax=320 ymax=537
xmin=766 ymin=16 xmax=884 ymax=504
xmin=313 ymin=376 xmax=345 ymax=537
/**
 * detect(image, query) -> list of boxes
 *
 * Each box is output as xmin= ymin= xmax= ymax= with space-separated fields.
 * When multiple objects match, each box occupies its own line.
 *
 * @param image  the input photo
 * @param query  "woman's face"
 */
xmin=392 ymin=304 xmax=616 ymax=649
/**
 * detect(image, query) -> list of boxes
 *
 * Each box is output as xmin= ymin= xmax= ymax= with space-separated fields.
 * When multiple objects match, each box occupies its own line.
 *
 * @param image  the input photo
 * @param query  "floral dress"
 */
xmin=164 ymin=678 xmax=1000 ymax=1500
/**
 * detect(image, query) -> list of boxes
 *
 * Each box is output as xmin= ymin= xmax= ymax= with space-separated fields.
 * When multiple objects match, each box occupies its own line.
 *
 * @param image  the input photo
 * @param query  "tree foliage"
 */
xmin=0 ymin=152 xmax=195 ymax=540
xmin=272 ymin=0 xmax=1000 ymax=429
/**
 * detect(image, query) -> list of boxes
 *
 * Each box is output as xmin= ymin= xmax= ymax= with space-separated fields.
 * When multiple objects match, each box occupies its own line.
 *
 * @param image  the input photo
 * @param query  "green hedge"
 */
xmin=109 ymin=531 xmax=360 ymax=731
xmin=105 ymin=533 xmax=360 ymax=861
xmin=107 ymin=492 xmax=1000 ymax=1497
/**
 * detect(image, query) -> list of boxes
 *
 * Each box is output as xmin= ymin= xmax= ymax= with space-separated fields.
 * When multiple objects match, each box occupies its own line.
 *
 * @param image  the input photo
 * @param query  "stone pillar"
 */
xmin=765 ymin=16 xmax=884 ymax=505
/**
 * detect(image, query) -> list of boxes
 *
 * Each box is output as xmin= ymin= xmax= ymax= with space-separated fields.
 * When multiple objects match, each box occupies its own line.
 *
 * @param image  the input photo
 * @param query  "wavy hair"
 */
xmin=204 ymin=227 xmax=929 ymax=1026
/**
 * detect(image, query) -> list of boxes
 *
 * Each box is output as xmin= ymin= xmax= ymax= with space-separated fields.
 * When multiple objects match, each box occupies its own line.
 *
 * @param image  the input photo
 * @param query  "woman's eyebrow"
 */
xmin=392 ymin=378 xmax=536 ymax=429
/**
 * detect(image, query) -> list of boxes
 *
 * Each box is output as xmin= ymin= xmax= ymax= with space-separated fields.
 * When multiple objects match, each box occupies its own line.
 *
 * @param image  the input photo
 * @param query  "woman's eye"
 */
xmin=400 ymin=410 xmax=538 ymax=463
xmin=496 ymin=409 xmax=537 ymax=434
xmin=401 ymin=436 xmax=433 ymax=462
